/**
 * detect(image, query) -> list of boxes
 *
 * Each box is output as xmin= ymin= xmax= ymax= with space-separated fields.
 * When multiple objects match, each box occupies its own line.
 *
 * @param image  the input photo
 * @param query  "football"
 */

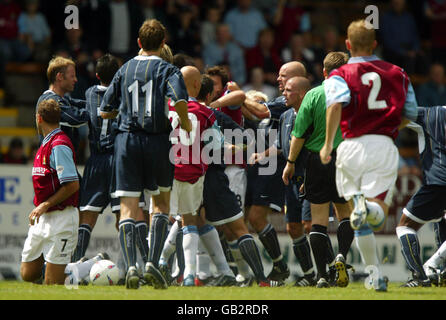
xmin=89 ymin=260 xmax=120 ymax=286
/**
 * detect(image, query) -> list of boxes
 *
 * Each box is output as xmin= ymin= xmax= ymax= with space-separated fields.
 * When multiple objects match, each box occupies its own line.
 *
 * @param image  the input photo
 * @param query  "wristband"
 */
xmin=287 ymin=159 xmax=295 ymax=164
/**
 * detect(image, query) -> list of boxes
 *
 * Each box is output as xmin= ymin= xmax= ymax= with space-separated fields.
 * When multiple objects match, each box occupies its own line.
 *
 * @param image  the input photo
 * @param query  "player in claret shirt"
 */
xmin=21 ymin=99 xmax=80 ymax=285
xmin=168 ymin=66 xmax=224 ymax=286
xmin=320 ymin=19 xmax=418 ymax=292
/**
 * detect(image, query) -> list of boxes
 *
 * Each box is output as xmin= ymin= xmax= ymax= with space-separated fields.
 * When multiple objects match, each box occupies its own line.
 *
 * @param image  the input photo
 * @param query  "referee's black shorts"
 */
xmin=304 ymin=150 xmax=346 ymax=204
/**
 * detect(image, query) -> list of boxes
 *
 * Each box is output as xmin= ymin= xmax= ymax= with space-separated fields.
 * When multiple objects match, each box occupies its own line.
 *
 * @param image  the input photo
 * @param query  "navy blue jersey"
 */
xmin=415 ymin=106 xmax=446 ymax=186
xmin=276 ymin=108 xmax=308 ymax=177
xmin=36 ymin=90 xmax=89 ymax=153
xmin=100 ymin=55 xmax=188 ymax=134
xmin=257 ymin=95 xmax=288 ymax=154
xmin=211 ymin=108 xmax=246 ymax=168
xmin=85 ymin=85 xmax=117 ymax=154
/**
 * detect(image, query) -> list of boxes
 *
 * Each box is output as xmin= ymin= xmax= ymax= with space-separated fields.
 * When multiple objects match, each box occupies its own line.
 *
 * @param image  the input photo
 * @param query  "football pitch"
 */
xmin=1 ymin=281 xmax=445 ymax=300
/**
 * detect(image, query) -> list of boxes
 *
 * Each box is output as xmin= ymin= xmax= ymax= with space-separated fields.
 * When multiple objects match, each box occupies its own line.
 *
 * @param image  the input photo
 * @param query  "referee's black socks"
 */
xmin=337 ymin=218 xmax=354 ymax=259
xmin=310 ymin=224 xmax=329 ymax=280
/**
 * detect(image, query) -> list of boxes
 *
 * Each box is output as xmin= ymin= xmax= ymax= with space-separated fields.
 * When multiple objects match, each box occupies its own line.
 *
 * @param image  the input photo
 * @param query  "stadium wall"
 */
xmin=0 ymin=165 xmax=438 ymax=283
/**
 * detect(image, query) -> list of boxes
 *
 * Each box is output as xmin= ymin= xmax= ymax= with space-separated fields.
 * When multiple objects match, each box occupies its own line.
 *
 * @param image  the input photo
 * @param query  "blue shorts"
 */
xmin=203 ymin=165 xmax=243 ymax=226
xmin=285 ymin=176 xmax=304 ymax=223
xmin=113 ymin=131 xmax=174 ymax=197
xmin=301 ymin=200 xmax=335 ymax=222
xmin=245 ymin=157 xmax=286 ymax=212
xmin=404 ymin=184 xmax=446 ymax=224
xmin=80 ymin=152 xmax=120 ymax=213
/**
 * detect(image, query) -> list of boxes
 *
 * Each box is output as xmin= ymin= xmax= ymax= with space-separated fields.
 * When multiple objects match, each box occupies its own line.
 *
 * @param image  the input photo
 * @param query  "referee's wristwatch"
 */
xmin=287 ymin=158 xmax=295 ymax=164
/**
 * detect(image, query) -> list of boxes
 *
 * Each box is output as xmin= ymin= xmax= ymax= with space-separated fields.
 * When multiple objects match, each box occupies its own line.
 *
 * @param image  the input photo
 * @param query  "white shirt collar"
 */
xmin=348 ymin=55 xmax=380 ymax=64
xmin=134 ymin=55 xmax=162 ymax=61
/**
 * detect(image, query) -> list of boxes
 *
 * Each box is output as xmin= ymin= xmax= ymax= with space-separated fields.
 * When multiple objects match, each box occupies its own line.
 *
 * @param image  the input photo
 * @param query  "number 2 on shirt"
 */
xmin=361 ymin=72 xmax=388 ymax=110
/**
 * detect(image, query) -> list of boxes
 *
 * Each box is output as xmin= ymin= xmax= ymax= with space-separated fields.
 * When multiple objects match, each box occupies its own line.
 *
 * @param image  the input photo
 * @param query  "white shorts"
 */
xmin=21 ymin=206 xmax=79 ymax=265
xmin=169 ymin=176 xmax=204 ymax=215
xmin=335 ymin=135 xmax=398 ymax=205
xmin=224 ymin=165 xmax=247 ymax=209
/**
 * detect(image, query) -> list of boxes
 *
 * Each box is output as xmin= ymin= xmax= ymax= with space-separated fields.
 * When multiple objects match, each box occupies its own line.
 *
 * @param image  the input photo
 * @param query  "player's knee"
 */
xmin=287 ymin=223 xmax=304 ymax=239
xmin=20 ymin=264 xmax=40 ymax=283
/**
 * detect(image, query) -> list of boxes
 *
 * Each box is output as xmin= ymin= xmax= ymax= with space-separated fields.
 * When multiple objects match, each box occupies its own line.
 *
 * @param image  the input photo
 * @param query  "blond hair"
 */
xmin=347 ymin=19 xmax=375 ymax=53
xmin=47 ymin=56 xmax=75 ymax=84
xmin=323 ymin=52 xmax=349 ymax=75
xmin=160 ymin=44 xmax=173 ymax=64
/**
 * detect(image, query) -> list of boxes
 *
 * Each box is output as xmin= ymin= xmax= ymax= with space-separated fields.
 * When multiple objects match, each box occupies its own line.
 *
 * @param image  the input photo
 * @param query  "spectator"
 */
xmin=81 ymin=0 xmax=143 ymax=61
xmin=281 ymin=32 xmax=318 ymax=84
xmin=0 ymin=0 xmax=31 ymax=90
xmin=313 ymin=25 xmax=344 ymax=84
xmin=242 ymin=67 xmax=278 ymax=100
xmin=417 ymin=63 xmax=446 ymax=106
xmin=27 ymin=142 xmax=39 ymax=165
xmin=169 ymin=6 xmax=201 ymax=57
xmin=224 ymin=0 xmax=267 ymax=49
xmin=18 ymin=0 xmax=51 ymax=63
xmin=425 ymin=0 xmax=446 ymax=66
xmin=3 ymin=137 xmax=27 ymax=164
xmin=380 ymin=0 xmax=423 ymax=74
xmin=273 ymin=0 xmax=311 ymax=51
xmin=200 ymin=5 xmax=221 ymax=47
xmin=245 ymin=28 xmax=281 ymax=86
xmin=203 ymin=23 xmax=246 ymax=84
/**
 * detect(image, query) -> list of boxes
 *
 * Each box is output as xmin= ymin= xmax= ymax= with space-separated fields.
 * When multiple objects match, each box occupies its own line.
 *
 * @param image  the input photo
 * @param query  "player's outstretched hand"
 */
xmin=29 ymin=202 xmax=50 ymax=226
xmin=319 ymin=144 xmax=332 ymax=165
xmin=282 ymin=162 xmax=295 ymax=186
xmin=248 ymin=152 xmax=264 ymax=165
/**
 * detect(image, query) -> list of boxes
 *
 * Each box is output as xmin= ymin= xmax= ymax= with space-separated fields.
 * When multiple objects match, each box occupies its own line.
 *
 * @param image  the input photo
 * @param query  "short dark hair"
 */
xmin=37 ymin=99 xmax=61 ymax=124
xmin=205 ymin=66 xmax=229 ymax=86
xmin=197 ymin=75 xmax=214 ymax=101
xmin=139 ymin=19 xmax=166 ymax=51
xmin=96 ymin=54 xmax=120 ymax=86
xmin=173 ymin=53 xmax=195 ymax=69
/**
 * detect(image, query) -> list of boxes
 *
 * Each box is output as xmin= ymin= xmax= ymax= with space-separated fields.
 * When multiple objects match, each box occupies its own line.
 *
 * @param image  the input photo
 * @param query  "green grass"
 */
xmin=1 ymin=281 xmax=446 ymax=300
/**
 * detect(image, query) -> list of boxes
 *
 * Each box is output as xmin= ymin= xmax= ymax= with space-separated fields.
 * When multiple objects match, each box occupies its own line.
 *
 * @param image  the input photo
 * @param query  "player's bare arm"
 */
xmin=242 ymin=98 xmax=270 ymax=119
xmin=249 ymin=145 xmax=281 ymax=165
xmin=173 ymin=100 xmax=192 ymax=132
xmin=320 ymin=102 xmax=342 ymax=165
xmin=282 ymin=136 xmax=305 ymax=185
xmin=29 ymin=180 xmax=79 ymax=225
xmin=210 ymin=90 xmax=246 ymax=109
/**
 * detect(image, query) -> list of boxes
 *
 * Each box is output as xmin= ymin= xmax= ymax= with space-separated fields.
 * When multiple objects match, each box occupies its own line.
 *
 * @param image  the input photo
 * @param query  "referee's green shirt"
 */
xmin=291 ymin=82 xmax=343 ymax=153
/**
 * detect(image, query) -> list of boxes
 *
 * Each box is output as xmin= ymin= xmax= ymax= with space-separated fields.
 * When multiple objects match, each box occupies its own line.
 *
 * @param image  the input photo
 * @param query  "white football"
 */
xmin=89 ymin=260 xmax=120 ymax=286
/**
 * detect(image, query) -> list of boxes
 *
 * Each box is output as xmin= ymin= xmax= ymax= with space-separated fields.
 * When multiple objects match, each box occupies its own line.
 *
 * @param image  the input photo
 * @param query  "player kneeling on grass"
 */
xmin=21 ymin=99 xmax=80 ymax=285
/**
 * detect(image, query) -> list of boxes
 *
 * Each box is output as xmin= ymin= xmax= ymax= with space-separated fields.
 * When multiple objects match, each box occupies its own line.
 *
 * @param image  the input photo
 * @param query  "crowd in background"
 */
xmin=0 ymin=0 xmax=446 ymax=166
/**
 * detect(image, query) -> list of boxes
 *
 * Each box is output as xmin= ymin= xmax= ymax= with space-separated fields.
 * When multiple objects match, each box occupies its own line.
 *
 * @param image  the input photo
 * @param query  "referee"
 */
xmin=282 ymin=52 xmax=354 ymax=288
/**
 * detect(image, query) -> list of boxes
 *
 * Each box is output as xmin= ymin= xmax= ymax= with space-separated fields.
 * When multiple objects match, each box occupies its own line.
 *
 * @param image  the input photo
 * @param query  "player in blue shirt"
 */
xmin=397 ymin=106 xmax=446 ymax=287
xmin=36 ymin=57 xmax=89 ymax=156
xmin=100 ymin=19 xmax=191 ymax=290
xmin=242 ymin=61 xmax=306 ymax=282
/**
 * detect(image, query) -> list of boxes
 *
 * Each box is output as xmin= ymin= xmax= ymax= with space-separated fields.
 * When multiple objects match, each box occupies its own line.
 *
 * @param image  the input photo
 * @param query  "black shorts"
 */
xmin=113 ymin=131 xmax=174 ymax=197
xmin=301 ymin=199 xmax=336 ymax=222
xmin=404 ymin=185 xmax=446 ymax=224
xmin=245 ymin=157 xmax=286 ymax=211
xmin=203 ymin=165 xmax=243 ymax=226
xmin=304 ymin=151 xmax=346 ymax=204
xmin=285 ymin=175 xmax=304 ymax=223
xmin=80 ymin=153 xmax=120 ymax=213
